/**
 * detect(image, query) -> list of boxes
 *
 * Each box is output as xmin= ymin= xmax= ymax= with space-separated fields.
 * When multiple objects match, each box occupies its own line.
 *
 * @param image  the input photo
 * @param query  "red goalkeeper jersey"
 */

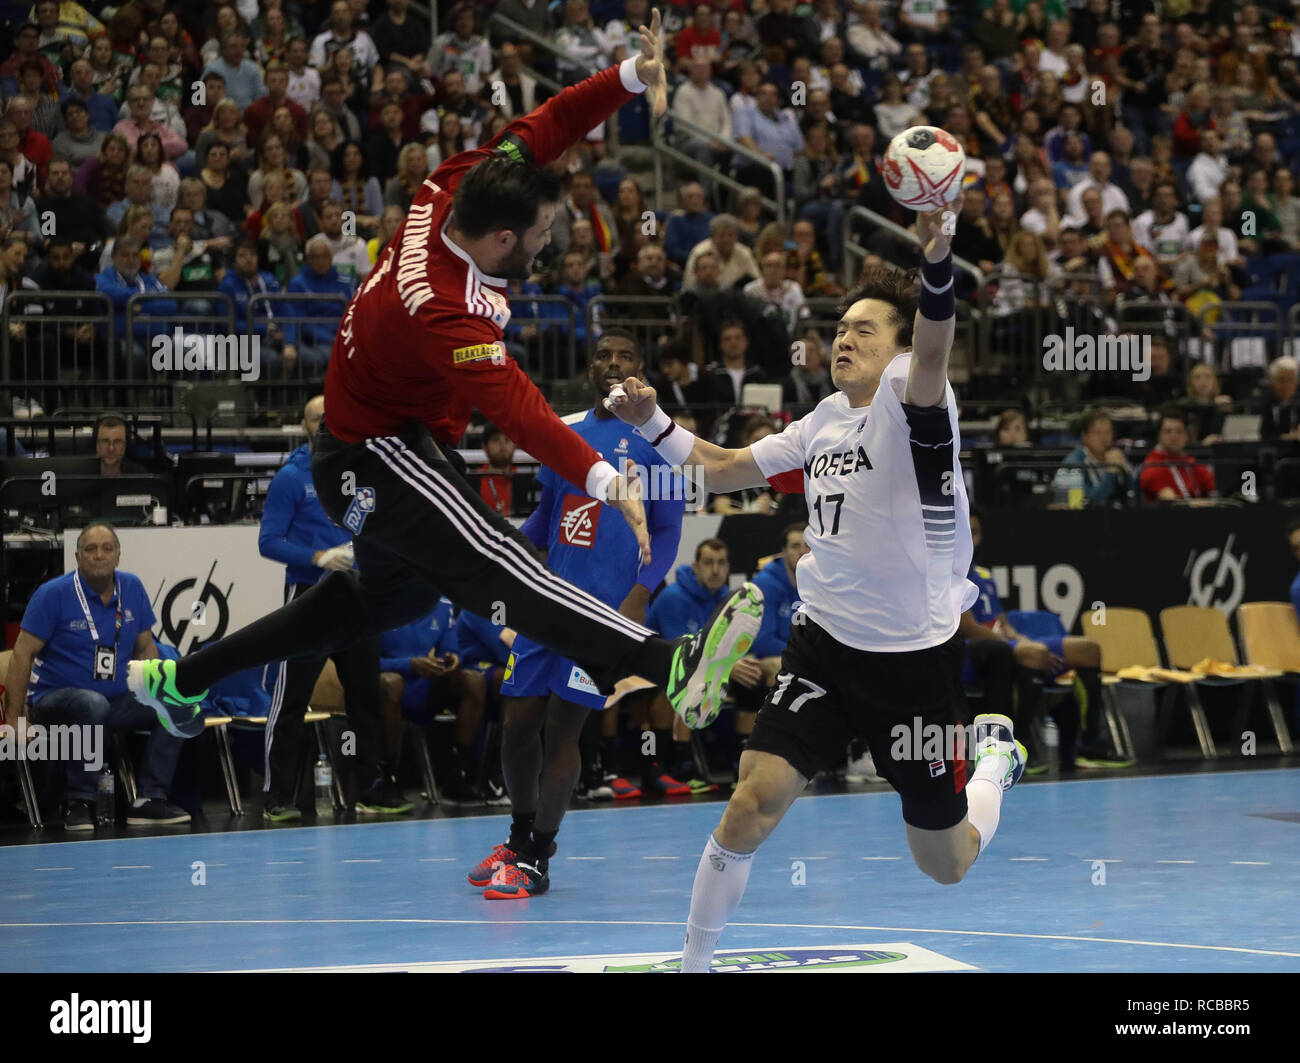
xmin=324 ymin=60 xmax=648 ymax=496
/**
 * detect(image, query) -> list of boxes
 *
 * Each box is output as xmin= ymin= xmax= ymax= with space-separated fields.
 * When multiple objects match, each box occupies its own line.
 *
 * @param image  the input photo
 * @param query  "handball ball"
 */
xmin=882 ymin=126 xmax=966 ymax=212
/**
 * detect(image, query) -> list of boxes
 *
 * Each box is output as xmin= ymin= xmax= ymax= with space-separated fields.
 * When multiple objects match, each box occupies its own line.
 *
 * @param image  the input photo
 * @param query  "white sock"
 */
xmin=965 ymin=771 xmax=1003 ymax=853
xmin=681 ymin=833 xmax=753 ymax=972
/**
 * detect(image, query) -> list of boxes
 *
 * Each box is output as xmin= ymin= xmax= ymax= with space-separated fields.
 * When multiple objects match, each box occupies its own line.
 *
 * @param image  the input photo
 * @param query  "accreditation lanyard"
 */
xmin=74 ymin=573 xmax=123 ymax=681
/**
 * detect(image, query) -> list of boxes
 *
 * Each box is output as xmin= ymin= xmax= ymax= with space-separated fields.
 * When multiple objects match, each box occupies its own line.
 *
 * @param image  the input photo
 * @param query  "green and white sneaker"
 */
xmin=127 ymin=659 xmax=207 ymax=738
xmin=666 ymin=583 xmax=764 ymax=730
xmin=971 ymin=713 xmax=1027 ymax=791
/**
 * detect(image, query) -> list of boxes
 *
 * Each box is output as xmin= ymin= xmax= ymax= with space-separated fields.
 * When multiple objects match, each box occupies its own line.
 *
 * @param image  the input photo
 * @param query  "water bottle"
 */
xmin=314 ymin=755 xmax=333 ymax=817
xmin=1042 ymin=717 xmax=1060 ymax=777
xmin=96 ymin=769 xmax=115 ymax=826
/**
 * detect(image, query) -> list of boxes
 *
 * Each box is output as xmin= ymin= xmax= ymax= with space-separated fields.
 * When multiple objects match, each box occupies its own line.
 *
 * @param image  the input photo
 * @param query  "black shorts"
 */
xmin=747 ymin=618 xmax=971 ymax=831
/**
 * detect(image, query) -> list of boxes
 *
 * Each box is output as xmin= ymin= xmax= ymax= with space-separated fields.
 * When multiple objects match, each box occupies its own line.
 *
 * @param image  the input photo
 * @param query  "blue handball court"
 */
xmin=1 ymin=766 xmax=1297 ymax=973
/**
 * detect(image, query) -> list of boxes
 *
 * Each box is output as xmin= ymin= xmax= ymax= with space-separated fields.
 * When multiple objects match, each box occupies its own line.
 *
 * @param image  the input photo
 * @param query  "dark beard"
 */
xmin=496 ymin=241 xmax=535 ymax=280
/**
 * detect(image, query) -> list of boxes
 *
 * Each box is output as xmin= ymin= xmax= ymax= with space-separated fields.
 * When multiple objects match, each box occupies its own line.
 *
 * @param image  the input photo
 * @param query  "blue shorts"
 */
xmin=961 ymin=635 xmax=1067 ymax=684
xmin=500 ymin=635 xmax=607 ymax=710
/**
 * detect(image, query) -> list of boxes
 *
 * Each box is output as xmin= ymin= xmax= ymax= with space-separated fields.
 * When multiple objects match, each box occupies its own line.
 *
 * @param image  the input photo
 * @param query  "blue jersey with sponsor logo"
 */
xmin=968 ymin=565 xmax=1002 ymax=626
xmin=20 ymin=570 xmax=157 ymax=703
xmin=520 ymin=408 xmax=685 ymax=606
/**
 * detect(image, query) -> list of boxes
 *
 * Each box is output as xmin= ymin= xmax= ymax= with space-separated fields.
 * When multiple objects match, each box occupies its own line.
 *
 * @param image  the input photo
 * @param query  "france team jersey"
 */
xmin=969 ymin=565 xmax=1002 ymax=627
xmin=503 ymin=408 xmax=685 ymax=709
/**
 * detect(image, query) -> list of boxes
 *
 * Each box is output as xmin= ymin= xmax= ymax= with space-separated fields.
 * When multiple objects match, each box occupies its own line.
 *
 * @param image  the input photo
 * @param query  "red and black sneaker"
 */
xmin=483 ymin=860 xmax=549 ymax=900
xmin=609 ymin=777 xmax=642 ymax=800
xmin=643 ymin=771 xmax=692 ymax=797
xmin=467 ymin=842 xmax=520 ymax=887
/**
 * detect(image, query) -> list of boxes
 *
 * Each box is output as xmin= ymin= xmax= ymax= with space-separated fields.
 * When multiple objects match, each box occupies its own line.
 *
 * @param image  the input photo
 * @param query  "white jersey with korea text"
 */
xmin=749 ymin=353 xmax=977 ymax=652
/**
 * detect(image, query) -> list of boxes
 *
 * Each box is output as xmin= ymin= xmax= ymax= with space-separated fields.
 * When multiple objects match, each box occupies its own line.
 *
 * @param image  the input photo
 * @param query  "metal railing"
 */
xmin=2 ymin=290 xmax=115 ymax=413
xmin=585 ymin=294 xmax=676 ymax=365
xmin=654 ymin=110 xmax=786 ymax=222
xmin=504 ymin=294 xmax=579 ymax=379
xmin=486 ymin=12 xmax=618 ymax=150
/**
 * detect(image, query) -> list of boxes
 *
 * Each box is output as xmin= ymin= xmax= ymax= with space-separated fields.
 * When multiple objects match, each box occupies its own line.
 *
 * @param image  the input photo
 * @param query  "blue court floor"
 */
xmin=2 ymin=768 xmax=1297 ymax=972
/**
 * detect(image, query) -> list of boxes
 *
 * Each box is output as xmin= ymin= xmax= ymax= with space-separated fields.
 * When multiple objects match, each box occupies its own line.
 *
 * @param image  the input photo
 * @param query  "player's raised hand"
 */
xmin=605 ymin=469 xmax=652 ymax=566
xmin=917 ymin=191 xmax=963 ymax=263
xmin=635 ymin=8 xmax=667 ymax=117
xmin=604 ymin=375 xmax=659 ymax=427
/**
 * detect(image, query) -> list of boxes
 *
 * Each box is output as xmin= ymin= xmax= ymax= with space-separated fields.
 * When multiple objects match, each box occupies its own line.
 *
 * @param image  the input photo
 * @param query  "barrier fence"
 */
xmin=5 ymin=278 xmax=1300 ymax=423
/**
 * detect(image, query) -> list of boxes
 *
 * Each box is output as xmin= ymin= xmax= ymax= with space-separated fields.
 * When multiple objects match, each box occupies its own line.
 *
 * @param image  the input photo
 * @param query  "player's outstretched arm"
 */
xmin=480 ymin=9 xmax=666 ymax=171
xmin=907 ymin=193 xmax=963 ymax=408
xmin=606 ymin=378 xmax=770 ymax=492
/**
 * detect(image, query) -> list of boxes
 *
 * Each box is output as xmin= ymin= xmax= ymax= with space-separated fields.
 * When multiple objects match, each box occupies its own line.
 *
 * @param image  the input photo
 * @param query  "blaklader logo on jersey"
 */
xmin=804 ymin=445 xmax=872 ymax=479
xmin=558 ymin=495 xmax=601 ymax=547
xmin=453 ymin=343 xmax=505 ymax=365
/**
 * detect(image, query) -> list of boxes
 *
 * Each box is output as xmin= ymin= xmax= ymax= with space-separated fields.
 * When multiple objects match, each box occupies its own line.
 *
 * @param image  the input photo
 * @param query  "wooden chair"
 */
xmin=1080 ymin=606 xmax=1212 ymax=758
xmin=1159 ymin=604 xmax=1287 ymax=757
xmin=1235 ymin=603 xmax=1298 ymax=754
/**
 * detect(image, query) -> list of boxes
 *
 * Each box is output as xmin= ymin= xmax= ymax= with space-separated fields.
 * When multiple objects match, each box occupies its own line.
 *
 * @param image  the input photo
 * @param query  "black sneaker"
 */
xmin=126 ymin=798 xmax=191 ymax=825
xmin=439 ymin=772 xmax=485 ymax=806
xmin=356 ymin=779 xmax=415 ymax=815
xmin=64 ymin=800 xmax=95 ymax=832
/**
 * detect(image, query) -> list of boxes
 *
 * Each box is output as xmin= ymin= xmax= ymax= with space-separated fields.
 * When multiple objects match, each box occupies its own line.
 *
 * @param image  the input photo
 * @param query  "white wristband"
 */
xmin=586 ymin=459 xmax=619 ymax=502
xmin=619 ymin=56 xmax=648 ymax=94
xmin=633 ymin=406 xmax=672 ymax=442
xmin=633 ymin=408 xmax=695 ymax=467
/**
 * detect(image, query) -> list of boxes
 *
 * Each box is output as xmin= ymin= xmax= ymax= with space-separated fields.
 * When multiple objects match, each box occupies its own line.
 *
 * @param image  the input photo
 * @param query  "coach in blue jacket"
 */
xmin=258 ymin=394 xmax=410 ymax=820
xmin=646 ymin=539 xmax=733 ymax=639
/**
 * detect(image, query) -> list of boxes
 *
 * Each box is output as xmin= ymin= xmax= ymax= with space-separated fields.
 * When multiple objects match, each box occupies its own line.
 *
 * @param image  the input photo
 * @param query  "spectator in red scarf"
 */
xmin=1097 ymin=209 xmax=1159 ymax=304
xmin=551 ymin=169 xmax=620 ymax=270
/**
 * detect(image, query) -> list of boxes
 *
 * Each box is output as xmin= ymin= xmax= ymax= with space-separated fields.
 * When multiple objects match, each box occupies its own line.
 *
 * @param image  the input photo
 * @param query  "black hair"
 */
xmin=451 ymin=155 xmax=563 ymax=240
xmin=1159 ymin=405 xmax=1188 ymax=428
xmin=482 ymin=423 xmax=509 ymax=444
xmin=782 ymin=521 xmax=807 ymax=543
xmin=695 ymin=538 xmax=728 ymax=561
xmin=837 ymin=263 xmax=919 ymax=348
xmin=592 ymin=326 xmax=642 ymax=362
xmin=1079 ymin=407 xmax=1112 ymax=434
xmin=331 ymin=139 xmax=371 ymax=181
xmin=969 ymin=504 xmax=985 ymax=525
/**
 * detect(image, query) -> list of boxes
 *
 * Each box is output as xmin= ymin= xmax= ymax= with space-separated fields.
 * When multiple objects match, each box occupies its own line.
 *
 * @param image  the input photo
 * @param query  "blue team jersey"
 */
xmin=968 ymin=565 xmax=1002 ymax=627
xmin=505 ymin=409 xmax=685 ymax=708
xmin=525 ymin=409 xmax=685 ymax=607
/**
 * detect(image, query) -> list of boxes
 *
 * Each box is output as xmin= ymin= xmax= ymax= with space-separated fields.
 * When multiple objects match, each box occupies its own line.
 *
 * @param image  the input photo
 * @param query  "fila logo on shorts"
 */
xmin=929 ymin=760 xmax=946 ymax=778
xmin=344 ymin=486 xmax=376 ymax=534
xmin=559 ymin=495 xmax=601 ymax=547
